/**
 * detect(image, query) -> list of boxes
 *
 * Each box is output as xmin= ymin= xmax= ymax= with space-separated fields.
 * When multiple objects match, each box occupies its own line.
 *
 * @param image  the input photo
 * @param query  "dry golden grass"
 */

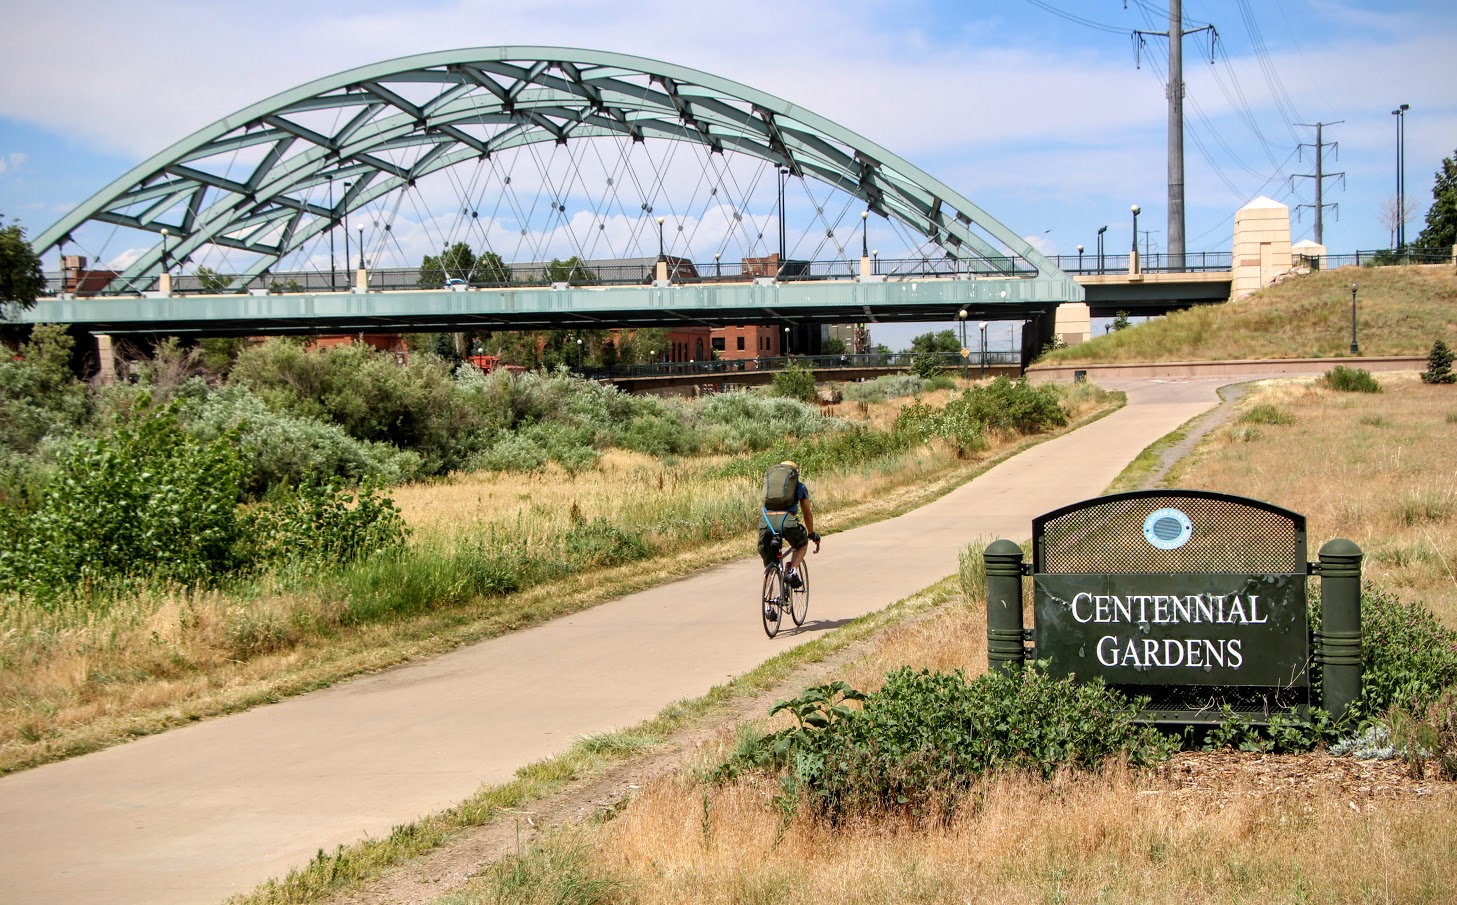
xmin=1166 ymin=371 xmax=1457 ymax=628
xmin=1042 ymin=265 xmax=1457 ymax=365
xmin=569 ymin=765 xmax=1453 ymax=905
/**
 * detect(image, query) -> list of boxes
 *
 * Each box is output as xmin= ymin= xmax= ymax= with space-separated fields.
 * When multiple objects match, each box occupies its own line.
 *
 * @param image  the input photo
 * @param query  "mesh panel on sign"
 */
xmin=1036 ymin=492 xmax=1304 ymax=574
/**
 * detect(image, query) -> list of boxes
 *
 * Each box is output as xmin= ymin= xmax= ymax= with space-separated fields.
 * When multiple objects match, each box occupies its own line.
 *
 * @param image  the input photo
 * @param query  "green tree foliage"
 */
xmin=198 ymin=337 xmax=248 ymax=376
xmin=268 ymin=278 xmax=304 ymax=294
xmin=1414 ymin=148 xmax=1457 ymax=253
xmin=909 ymin=329 xmax=961 ymax=356
xmin=195 ymin=267 xmax=233 ymax=292
xmin=0 ymin=213 xmax=46 ymax=312
xmin=1422 ymin=338 xmax=1456 ymax=384
xmin=0 ymin=324 xmax=89 ymax=456
xmin=545 ymin=256 xmax=598 ymax=284
xmin=1111 ymin=310 xmax=1133 ymax=331
xmin=418 ymin=242 xmax=510 ymax=288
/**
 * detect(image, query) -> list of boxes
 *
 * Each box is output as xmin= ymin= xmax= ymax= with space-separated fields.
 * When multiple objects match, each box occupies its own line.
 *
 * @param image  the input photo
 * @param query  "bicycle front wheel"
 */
xmin=761 ymin=566 xmax=784 ymax=638
xmin=789 ymin=560 xmax=809 ymax=626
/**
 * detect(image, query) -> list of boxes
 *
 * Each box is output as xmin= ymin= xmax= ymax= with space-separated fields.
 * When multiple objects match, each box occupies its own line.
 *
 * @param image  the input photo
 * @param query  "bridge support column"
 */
xmin=158 ymin=271 xmax=172 ymax=296
xmin=355 ymin=265 xmax=368 ymax=293
xmin=1054 ymin=303 xmax=1091 ymax=346
xmin=95 ymin=334 xmax=116 ymax=384
xmin=654 ymin=260 xmax=668 ymax=283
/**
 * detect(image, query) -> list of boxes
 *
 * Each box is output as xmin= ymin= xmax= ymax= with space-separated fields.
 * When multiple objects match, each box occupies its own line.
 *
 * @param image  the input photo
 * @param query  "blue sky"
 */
xmin=1 ymin=0 xmax=1453 ymax=348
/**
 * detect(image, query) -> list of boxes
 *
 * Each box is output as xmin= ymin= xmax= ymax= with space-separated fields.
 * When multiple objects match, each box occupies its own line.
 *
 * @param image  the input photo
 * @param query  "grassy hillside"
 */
xmin=1039 ymin=264 xmax=1457 ymax=364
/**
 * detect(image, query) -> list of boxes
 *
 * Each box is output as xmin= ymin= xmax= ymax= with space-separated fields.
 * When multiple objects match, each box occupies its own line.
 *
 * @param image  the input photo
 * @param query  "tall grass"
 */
xmin=1040 ymin=265 xmax=1457 ymax=364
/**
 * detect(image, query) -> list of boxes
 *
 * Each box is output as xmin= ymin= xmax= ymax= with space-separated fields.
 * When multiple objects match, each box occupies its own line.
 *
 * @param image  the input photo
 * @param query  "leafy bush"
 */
xmin=183 ymin=385 xmax=422 ymax=496
xmin=1391 ymin=690 xmax=1457 ymax=780
xmin=1324 ymin=365 xmax=1381 ymax=393
xmin=0 ymin=324 xmax=90 ymax=456
xmin=239 ymin=480 xmax=408 ymax=571
xmin=1354 ymin=588 xmax=1457 ymax=723
xmin=842 ymin=374 xmax=926 ymax=403
xmin=695 ymin=392 xmax=830 ymax=453
xmin=770 ymin=361 xmax=817 ymax=402
xmin=722 ymin=668 xmax=1175 ymax=823
xmin=0 ymin=404 xmax=246 ymax=599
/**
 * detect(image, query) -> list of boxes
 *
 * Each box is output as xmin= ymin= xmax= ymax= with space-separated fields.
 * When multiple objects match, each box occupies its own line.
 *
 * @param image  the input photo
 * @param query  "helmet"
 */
xmin=781 ymin=460 xmax=798 ymax=469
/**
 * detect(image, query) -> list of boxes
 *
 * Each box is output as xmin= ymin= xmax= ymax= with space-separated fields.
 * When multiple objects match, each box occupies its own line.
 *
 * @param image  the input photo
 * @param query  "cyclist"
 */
xmin=759 ymin=460 xmax=820 ymax=591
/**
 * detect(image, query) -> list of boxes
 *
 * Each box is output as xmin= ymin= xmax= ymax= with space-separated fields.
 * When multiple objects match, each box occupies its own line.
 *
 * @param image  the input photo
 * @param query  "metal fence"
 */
xmin=578 ymin=350 xmax=1021 ymax=380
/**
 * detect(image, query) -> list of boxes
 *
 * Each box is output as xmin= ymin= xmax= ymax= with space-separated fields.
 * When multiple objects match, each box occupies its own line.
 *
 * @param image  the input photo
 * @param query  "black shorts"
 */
xmin=759 ymin=512 xmax=809 ymax=565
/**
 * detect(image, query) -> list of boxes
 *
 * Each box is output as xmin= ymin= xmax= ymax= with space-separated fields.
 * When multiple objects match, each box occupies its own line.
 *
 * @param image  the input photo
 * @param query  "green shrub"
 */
xmin=0 ymin=404 xmax=246 ymax=599
xmin=240 ymin=480 xmax=408 ymax=572
xmin=842 ymin=374 xmax=925 ymax=403
xmin=183 ymin=385 xmax=422 ymax=496
xmin=722 ymin=668 xmax=1175 ymax=823
xmin=1354 ymin=589 xmax=1457 ymax=724
xmin=696 ymin=392 xmax=829 ymax=453
xmin=770 ymin=361 xmax=817 ymax=402
xmin=1239 ymin=403 xmax=1295 ymax=426
xmin=1324 ymin=365 xmax=1382 ymax=393
xmin=0 ymin=324 xmax=90 ymax=456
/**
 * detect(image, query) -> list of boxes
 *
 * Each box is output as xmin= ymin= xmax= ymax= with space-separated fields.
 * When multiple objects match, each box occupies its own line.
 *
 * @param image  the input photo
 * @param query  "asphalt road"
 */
xmin=0 ymin=376 xmax=1236 ymax=905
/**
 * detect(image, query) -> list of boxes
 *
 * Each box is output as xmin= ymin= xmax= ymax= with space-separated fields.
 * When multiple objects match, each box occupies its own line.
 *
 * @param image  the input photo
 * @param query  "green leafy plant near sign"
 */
xmin=715 ymin=667 xmax=1176 ymax=824
xmin=1323 ymin=365 xmax=1382 ymax=393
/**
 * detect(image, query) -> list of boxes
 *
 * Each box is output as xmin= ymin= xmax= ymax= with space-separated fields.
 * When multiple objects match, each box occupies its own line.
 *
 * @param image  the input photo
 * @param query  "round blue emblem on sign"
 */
xmin=1143 ymin=508 xmax=1193 ymax=550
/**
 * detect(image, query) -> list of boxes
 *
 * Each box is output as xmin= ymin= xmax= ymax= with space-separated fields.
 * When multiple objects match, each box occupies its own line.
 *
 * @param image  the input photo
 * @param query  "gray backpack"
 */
xmin=762 ymin=463 xmax=799 ymax=511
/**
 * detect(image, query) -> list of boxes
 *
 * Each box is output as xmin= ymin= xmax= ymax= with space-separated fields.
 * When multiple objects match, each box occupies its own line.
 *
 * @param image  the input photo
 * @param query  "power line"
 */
xmin=1020 ymin=0 xmax=1128 ymax=34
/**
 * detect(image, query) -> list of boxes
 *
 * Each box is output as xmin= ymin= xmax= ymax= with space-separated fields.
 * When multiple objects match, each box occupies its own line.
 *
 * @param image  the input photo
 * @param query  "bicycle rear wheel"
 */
xmin=789 ymin=560 xmax=809 ymax=626
xmin=761 ymin=566 xmax=784 ymax=638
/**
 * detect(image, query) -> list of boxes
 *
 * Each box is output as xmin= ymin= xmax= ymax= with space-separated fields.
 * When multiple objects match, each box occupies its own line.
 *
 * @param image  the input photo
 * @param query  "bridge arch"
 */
xmin=35 ymin=46 xmax=1066 ymax=294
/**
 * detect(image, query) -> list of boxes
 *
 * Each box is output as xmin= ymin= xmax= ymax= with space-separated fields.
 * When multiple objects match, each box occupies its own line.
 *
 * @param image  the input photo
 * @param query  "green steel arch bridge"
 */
xmin=5 ymin=47 xmax=1229 ymax=362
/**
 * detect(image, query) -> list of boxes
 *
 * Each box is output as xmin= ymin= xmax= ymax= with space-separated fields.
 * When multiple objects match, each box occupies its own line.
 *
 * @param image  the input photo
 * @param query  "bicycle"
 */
xmin=761 ymin=535 xmax=810 ymax=638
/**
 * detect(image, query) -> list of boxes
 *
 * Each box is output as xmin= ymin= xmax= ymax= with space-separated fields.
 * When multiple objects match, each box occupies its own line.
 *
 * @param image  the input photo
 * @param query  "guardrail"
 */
xmin=573 ymin=350 xmax=1022 ymax=381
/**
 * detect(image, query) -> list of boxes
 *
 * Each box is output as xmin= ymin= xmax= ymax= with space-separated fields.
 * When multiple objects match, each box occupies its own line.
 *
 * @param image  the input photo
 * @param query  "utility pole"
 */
xmin=1134 ymin=0 xmax=1216 ymax=272
xmin=1292 ymin=122 xmax=1345 ymax=245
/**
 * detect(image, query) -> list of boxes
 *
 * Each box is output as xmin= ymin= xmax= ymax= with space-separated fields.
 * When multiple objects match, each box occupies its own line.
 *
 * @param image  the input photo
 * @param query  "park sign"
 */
xmin=984 ymin=491 xmax=1364 ymax=725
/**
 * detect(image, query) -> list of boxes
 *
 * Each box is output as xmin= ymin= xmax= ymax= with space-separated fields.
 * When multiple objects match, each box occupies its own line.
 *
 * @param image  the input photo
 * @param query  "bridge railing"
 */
xmin=1045 ymin=251 xmax=1233 ymax=274
xmin=576 ymin=350 xmax=1023 ymax=381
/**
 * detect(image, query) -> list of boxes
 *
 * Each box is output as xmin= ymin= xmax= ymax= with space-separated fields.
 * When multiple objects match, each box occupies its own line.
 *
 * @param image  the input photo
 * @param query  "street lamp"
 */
xmin=777 ymin=166 xmax=789 ymax=262
xmin=1096 ymin=225 xmax=1107 ymax=274
xmin=577 ymin=337 xmax=584 ymax=371
xmin=979 ymin=321 xmax=988 ymax=379
xmin=714 ymin=251 xmax=721 ymax=279
xmin=1392 ymin=103 xmax=1411 ymax=249
xmin=656 ymin=216 xmax=665 ymax=261
xmin=1076 ymin=244 xmax=1084 ymax=272
xmin=957 ymin=308 xmax=968 ymax=379
xmin=327 ymin=176 xmax=336 ymax=291
xmin=783 ymin=324 xmax=791 ymax=356
xmin=860 ymin=209 xmax=869 ymax=259
xmin=871 ymin=249 xmax=878 ymax=275
xmin=160 ymin=227 xmax=169 ymax=275
xmin=343 ymin=182 xmax=352 ymax=279
xmin=1130 ymin=205 xmax=1141 ymax=274
xmin=1349 ymin=282 xmax=1360 ymax=355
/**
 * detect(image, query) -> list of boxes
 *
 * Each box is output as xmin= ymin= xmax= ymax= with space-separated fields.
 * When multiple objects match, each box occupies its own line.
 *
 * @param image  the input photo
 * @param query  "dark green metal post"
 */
xmin=984 ymin=539 xmax=1026 ymax=674
xmin=1318 ymin=538 xmax=1363 ymax=722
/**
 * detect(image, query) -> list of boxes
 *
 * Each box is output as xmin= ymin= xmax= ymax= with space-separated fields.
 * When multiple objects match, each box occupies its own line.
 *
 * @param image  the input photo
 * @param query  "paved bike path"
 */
xmin=0 ymin=377 xmax=1228 ymax=905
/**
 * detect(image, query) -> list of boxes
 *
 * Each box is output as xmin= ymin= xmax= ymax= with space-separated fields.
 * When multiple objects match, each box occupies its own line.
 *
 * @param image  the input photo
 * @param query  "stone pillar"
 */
xmin=655 ymin=259 xmax=668 ymax=283
xmin=859 ymin=255 xmax=872 ymax=278
xmin=95 ymin=334 xmax=116 ymax=384
xmin=1231 ymin=196 xmax=1292 ymax=299
xmin=355 ymin=265 xmax=368 ymax=293
xmin=1054 ymin=302 xmax=1092 ymax=346
xmin=158 ymin=271 xmax=172 ymax=296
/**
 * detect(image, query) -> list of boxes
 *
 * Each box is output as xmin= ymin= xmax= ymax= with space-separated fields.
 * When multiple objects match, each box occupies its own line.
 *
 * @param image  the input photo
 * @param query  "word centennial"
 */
xmin=1071 ymin=592 xmax=1270 ymax=671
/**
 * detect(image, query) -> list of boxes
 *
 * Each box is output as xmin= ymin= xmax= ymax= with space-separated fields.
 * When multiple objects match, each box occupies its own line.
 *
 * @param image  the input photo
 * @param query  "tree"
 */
xmin=1414 ymin=148 xmax=1457 ymax=253
xmin=545 ymin=257 xmax=597 ymax=284
xmin=196 ymin=267 xmax=233 ymax=293
xmin=0 ymin=213 xmax=46 ymax=313
xmin=908 ymin=329 xmax=961 ymax=356
xmin=1111 ymin=311 xmax=1132 ymax=332
xmin=418 ymin=242 xmax=476 ymax=288
xmin=1421 ymin=339 xmax=1455 ymax=385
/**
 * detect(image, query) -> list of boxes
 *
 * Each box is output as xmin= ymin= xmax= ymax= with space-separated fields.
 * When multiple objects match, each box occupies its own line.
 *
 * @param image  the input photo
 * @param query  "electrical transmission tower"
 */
xmin=1134 ymin=0 xmax=1216 ymax=271
xmin=1292 ymin=121 xmax=1345 ymax=246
